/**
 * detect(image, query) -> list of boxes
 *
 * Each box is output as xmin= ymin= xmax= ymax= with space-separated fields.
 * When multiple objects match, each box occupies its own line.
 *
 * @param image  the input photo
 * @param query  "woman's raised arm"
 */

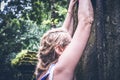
xmin=54 ymin=0 xmax=94 ymax=79
xmin=62 ymin=0 xmax=77 ymax=36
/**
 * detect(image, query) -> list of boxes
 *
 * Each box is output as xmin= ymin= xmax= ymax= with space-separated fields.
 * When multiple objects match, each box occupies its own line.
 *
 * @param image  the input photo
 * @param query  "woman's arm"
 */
xmin=54 ymin=0 xmax=94 ymax=79
xmin=62 ymin=0 xmax=76 ymax=36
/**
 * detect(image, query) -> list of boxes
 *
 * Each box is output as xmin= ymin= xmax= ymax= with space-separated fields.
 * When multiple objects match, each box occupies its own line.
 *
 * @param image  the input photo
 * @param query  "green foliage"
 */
xmin=0 ymin=0 xmax=67 ymax=55
xmin=11 ymin=49 xmax=37 ymax=67
xmin=56 ymin=5 xmax=67 ymax=17
xmin=11 ymin=49 xmax=37 ymax=80
xmin=0 ymin=0 xmax=68 ymax=80
xmin=11 ymin=50 xmax=28 ymax=66
xmin=0 ymin=18 xmax=40 ymax=55
xmin=27 ymin=1 xmax=44 ymax=24
xmin=0 ymin=0 xmax=68 ymax=66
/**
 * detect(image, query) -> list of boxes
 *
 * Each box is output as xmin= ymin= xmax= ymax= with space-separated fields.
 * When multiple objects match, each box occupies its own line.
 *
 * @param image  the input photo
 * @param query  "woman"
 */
xmin=35 ymin=0 xmax=94 ymax=80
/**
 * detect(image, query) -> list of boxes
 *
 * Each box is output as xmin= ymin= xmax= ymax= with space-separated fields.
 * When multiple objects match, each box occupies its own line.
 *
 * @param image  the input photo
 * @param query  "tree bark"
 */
xmin=74 ymin=0 xmax=120 ymax=80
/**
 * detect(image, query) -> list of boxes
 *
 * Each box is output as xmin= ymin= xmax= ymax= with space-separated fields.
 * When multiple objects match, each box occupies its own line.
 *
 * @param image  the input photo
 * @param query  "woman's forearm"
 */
xmin=78 ymin=0 xmax=94 ymax=23
xmin=62 ymin=0 xmax=76 ymax=36
xmin=62 ymin=12 xmax=73 ymax=35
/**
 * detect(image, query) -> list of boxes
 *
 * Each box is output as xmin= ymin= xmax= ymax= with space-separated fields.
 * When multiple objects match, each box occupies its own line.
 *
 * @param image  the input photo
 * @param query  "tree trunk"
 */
xmin=74 ymin=0 xmax=120 ymax=80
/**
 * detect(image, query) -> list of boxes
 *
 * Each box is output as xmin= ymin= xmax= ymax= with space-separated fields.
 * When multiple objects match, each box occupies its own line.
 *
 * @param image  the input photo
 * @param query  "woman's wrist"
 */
xmin=68 ymin=6 xmax=73 ymax=12
xmin=67 ymin=11 xmax=73 ymax=16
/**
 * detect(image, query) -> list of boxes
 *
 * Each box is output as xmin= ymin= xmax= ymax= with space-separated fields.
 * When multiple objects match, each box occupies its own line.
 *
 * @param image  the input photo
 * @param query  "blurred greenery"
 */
xmin=11 ymin=50 xmax=37 ymax=66
xmin=0 ymin=0 xmax=67 ymax=80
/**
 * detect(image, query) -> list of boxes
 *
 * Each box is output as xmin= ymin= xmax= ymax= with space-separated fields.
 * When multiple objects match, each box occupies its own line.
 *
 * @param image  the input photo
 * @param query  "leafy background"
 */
xmin=0 ymin=0 xmax=67 ymax=80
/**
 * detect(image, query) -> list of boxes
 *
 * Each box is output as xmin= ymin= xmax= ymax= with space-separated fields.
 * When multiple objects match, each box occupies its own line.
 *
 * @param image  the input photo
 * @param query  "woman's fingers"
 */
xmin=68 ymin=0 xmax=77 ymax=12
xmin=69 ymin=0 xmax=77 ymax=7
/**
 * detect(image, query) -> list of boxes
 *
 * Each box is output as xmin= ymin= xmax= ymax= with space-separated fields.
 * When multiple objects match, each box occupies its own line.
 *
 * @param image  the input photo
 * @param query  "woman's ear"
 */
xmin=54 ymin=46 xmax=64 ymax=55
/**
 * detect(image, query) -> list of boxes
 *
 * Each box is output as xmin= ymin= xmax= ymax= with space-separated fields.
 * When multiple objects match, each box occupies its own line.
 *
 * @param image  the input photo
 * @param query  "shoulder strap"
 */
xmin=41 ymin=64 xmax=55 ymax=80
xmin=48 ymin=64 xmax=55 ymax=80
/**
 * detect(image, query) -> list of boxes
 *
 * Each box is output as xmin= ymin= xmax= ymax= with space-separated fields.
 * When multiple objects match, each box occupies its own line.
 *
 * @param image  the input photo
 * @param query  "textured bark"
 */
xmin=74 ymin=0 xmax=120 ymax=80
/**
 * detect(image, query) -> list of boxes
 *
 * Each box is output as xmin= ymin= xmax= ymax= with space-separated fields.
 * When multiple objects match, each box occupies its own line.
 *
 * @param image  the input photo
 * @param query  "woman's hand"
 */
xmin=68 ymin=0 xmax=77 ymax=13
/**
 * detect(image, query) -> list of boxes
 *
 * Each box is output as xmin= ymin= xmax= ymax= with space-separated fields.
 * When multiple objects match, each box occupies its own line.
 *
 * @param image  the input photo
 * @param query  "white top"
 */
xmin=41 ymin=64 xmax=55 ymax=80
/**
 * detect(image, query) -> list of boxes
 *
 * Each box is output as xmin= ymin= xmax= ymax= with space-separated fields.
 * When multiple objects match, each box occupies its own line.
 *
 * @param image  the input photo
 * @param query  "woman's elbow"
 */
xmin=78 ymin=14 xmax=94 ymax=23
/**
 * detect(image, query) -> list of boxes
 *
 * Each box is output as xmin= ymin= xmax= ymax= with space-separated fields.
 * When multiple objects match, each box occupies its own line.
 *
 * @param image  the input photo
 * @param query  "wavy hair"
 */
xmin=35 ymin=28 xmax=71 ymax=77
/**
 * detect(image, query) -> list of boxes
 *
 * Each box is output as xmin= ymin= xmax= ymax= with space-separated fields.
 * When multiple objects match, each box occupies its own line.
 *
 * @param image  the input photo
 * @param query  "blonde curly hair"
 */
xmin=35 ymin=28 xmax=71 ymax=77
